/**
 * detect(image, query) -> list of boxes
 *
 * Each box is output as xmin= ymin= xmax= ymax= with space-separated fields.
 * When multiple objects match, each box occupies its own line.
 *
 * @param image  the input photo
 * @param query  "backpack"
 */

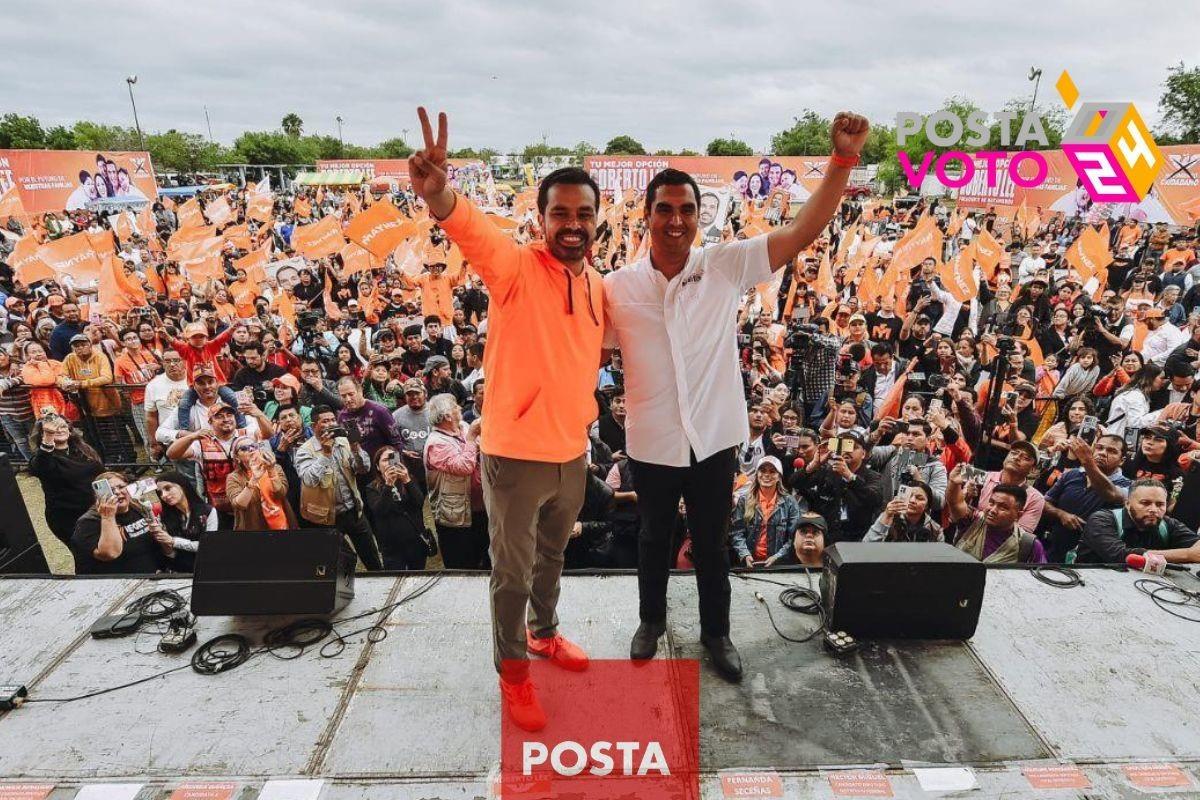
xmin=1065 ymin=509 xmax=1167 ymax=564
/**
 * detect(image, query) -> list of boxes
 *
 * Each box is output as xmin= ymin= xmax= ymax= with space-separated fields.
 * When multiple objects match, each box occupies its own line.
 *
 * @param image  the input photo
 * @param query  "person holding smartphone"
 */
xmin=789 ymin=431 xmax=884 ymax=545
xmin=364 ymin=446 xmax=429 ymax=570
xmin=71 ymin=471 xmax=171 ymax=575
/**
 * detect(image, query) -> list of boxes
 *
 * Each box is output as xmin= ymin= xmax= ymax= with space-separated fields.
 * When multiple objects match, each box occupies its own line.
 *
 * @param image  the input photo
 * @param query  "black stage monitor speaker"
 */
xmin=192 ymin=529 xmax=355 ymax=616
xmin=820 ymin=542 xmax=986 ymax=639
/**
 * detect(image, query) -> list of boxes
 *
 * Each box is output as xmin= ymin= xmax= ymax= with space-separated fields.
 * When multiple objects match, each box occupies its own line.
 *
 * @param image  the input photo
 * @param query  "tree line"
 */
xmin=1 ymin=63 xmax=1194 ymax=181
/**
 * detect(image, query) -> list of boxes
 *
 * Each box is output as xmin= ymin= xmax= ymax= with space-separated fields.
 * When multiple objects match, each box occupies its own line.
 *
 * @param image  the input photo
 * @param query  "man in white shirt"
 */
xmin=1142 ymin=308 xmax=1189 ymax=366
xmin=1016 ymin=245 xmax=1046 ymax=284
xmin=603 ymin=112 xmax=869 ymax=681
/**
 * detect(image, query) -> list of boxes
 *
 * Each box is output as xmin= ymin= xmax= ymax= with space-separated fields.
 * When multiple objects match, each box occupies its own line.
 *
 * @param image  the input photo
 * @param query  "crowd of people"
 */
xmin=2 ymin=151 xmax=1200 ymax=582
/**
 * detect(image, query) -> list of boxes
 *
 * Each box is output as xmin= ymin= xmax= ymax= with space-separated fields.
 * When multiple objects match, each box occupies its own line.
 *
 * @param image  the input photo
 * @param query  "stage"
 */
xmin=1 ymin=568 xmax=1200 ymax=799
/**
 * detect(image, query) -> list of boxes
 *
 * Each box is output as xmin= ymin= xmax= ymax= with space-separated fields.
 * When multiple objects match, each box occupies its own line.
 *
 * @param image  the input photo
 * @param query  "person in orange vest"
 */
xmin=399 ymin=262 xmax=460 ymax=325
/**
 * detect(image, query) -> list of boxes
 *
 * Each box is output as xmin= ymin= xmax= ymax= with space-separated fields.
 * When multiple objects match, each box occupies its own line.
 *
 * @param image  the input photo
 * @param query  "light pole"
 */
xmin=126 ymin=76 xmax=144 ymax=150
xmin=402 ymin=128 xmax=409 ymax=148
xmin=336 ymin=115 xmax=344 ymax=148
xmin=1028 ymin=67 xmax=1043 ymax=113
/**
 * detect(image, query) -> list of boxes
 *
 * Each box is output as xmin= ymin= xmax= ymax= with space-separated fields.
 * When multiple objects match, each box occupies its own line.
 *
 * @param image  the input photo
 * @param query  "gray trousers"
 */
xmin=482 ymin=453 xmax=586 ymax=681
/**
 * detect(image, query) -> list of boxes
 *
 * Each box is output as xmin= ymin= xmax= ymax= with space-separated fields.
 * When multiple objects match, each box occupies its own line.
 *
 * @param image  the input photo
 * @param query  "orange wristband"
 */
xmin=830 ymin=153 xmax=860 ymax=169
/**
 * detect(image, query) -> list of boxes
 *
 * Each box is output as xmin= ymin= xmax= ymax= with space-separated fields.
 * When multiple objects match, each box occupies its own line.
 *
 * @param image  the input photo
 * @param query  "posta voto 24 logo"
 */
xmin=896 ymin=70 xmax=1163 ymax=203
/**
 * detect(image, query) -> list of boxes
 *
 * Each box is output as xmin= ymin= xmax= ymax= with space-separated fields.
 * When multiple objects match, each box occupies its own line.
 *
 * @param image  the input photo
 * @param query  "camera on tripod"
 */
xmin=786 ymin=322 xmax=820 ymax=349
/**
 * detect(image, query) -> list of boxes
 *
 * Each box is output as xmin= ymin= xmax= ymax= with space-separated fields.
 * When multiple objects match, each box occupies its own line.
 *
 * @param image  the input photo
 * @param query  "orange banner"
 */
xmin=173 ymin=236 xmax=225 ymax=280
xmin=291 ymin=215 xmax=345 ymax=259
xmin=339 ymin=242 xmax=374 ymax=278
xmin=98 ymin=256 xmax=147 ymax=316
xmin=0 ymin=149 xmax=157 ymax=215
xmin=939 ymin=244 xmax=979 ymax=303
xmin=177 ymin=197 xmax=204 ymax=229
xmin=235 ymin=243 xmax=272 ymax=277
xmin=343 ymin=200 xmax=415 ymax=259
xmin=247 ymin=192 xmax=273 ymax=223
xmin=10 ymin=236 xmax=55 ymax=285
xmin=1065 ymin=225 xmax=1113 ymax=283
xmin=205 ymin=195 xmax=233 ymax=226
xmin=36 ymin=231 xmax=103 ymax=281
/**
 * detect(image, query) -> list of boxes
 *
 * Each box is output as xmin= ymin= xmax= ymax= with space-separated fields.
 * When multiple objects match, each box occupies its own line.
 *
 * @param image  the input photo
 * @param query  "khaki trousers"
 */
xmin=482 ymin=453 xmax=587 ymax=680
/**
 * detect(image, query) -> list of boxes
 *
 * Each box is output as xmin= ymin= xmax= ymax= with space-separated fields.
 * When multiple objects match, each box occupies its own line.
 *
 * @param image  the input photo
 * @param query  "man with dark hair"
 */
xmin=859 ymin=342 xmax=902 ymax=402
xmin=604 ymin=112 xmax=869 ymax=682
xmin=295 ymin=404 xmax=384 ymax=570
xmin=462 ymin=342 xmax=485 ymax=393
xmin=946 ymin=466 xmax=1047 ymax=563
xmin=409 ymin=107 xmax=605 ymax=731
xmin=422 ymin=314 xmax=455 ymax=360
xmin=399 ymin=324 xmax=431 ymax=378
xmin=1042 ymin=435 xmax=1129 ymax=562
xmin=298 ymin=357 xmax=342 ymax=409
xmin=978 ymin=440 xmax=1045 ymax=531
xmin=1075 ymin=479 xmax=1200 ymax=565
xmin=597 ymin=387 xmax=627 ymax=456
xmin=229 ymin=342 xmax=287 ymax=399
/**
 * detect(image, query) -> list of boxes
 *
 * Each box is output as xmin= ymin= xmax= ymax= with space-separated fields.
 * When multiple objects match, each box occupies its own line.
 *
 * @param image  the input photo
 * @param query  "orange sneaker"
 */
xmin=500 ymin=676 xmax=547 ymax=732
xmin=527 ymin=630 xmax=590 ymax=672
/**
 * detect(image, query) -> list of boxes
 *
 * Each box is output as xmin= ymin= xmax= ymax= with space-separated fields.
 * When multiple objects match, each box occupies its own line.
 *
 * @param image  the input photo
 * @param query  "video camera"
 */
xmin=786 ymin=322 xmax=820 ymax=349
xmin=296 ymin=310 xmax=322 ymax=336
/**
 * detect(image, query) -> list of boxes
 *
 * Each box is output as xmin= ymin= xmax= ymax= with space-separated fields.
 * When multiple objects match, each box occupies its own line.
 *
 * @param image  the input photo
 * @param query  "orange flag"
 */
xmin=291 ymin=215 xmax=344 ymax=259
xmin=205 ymin=195 xmax=233 ymax=226
xmin=345 ymin=192 xmax=362 ymax=217
xmin=235 ymin=242 xmax=272 ymax=279
xmin=86 ymin=230 xmax=117 ymax=264
xmin=293 ymin=195 xmax=312 ymax=219
xmin=836 ymin=221 xmax=859 ymax=265
xmin=113 ymin=212 xmax=136 ymax=244
xmin=814 ymin=247 xmax=837 ymax=301
xmin=37 ymin=232 xmax=103 ymax=282
xmin=247 ymin=193 xmax=274 ymax=223
xmin=0 ymin=185 xmax=27 ymax=222
xmin=322 ymin=269 xmax=342 ymax=320
xmin=177 ymin=197 xmax=204 ymax=229
xmin=1065 ymin=225 xmax=1113 ymax=285
xmin=9 ymin=236 xmax=56 ymax=285
xmin=344 ymin=200 xmax=415 ymax=259
xmin=972 ymin=228 xmax=1002 ymax=279
xmin=168 ymin=224 xmax=218 ymax=255
xmin=946 ymin=209 xmax=963 ymax=238
xmin=173 ymin=236 xmax=225 ymax=280
xmin=938 ymin=243 xmax=979 ymax=303
xmin=98 ymin=256 xmax=147 ymax=316
xmin=884 ymin=216 xmax=942 ymax=292
xmin=859 ymin=262 xmax=881 ymax=308
xmin=222 ymin=222 xmax=253 ymax=251
xmin=339 ymin=242 xmax=374 ymax=279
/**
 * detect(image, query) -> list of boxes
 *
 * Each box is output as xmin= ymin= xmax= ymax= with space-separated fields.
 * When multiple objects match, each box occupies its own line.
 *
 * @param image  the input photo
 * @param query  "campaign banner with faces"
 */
xmin=0 ymin=149 xmax=157 ymax=214
xmin=585 ymin=155 xmax=827 ymax=204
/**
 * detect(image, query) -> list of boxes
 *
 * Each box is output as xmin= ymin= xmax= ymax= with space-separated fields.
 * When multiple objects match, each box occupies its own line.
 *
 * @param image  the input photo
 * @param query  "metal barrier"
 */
xmin=71 ymin=382 xmax=160 ymax=472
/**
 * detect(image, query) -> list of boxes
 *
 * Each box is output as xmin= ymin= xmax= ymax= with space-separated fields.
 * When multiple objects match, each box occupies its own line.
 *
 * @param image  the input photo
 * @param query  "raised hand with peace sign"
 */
xmin=408 ymin=107 xmax=456 ymax=219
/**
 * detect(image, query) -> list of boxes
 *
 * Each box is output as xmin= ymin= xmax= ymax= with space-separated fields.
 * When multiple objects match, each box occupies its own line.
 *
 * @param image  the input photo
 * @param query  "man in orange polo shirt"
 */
xmin=409 ymin=107 xmax=604 ymax=732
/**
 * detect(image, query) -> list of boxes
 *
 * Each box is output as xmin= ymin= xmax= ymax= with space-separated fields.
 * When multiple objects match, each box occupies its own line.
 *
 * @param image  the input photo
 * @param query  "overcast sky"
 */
xmin=5 ymin=1 xmax=1197 ymax=153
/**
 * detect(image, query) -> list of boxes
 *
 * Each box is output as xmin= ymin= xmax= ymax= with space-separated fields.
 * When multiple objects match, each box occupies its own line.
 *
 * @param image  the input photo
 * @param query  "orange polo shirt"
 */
xmin=438 ymin=195 xmax=605 ymax=463
xmin=413 ymin=272 xmax=456 ymax=325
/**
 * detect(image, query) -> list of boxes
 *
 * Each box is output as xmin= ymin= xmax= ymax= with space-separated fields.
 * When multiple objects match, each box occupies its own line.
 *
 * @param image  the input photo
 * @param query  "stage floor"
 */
xmin=1 ymin=568 xmax=1200 ymax=799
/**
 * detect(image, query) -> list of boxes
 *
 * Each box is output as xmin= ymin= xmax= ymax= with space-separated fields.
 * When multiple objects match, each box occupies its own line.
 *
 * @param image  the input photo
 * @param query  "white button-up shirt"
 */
xmin=602 ymin=237 xmax=772 ymax=467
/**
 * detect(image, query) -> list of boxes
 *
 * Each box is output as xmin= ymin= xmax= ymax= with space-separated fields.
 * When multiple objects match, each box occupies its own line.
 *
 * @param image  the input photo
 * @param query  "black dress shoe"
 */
xmin=700 ymin=634 xmax=743 ymax=682
xmin=630 ymin=621 xmax=666 ymax=660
